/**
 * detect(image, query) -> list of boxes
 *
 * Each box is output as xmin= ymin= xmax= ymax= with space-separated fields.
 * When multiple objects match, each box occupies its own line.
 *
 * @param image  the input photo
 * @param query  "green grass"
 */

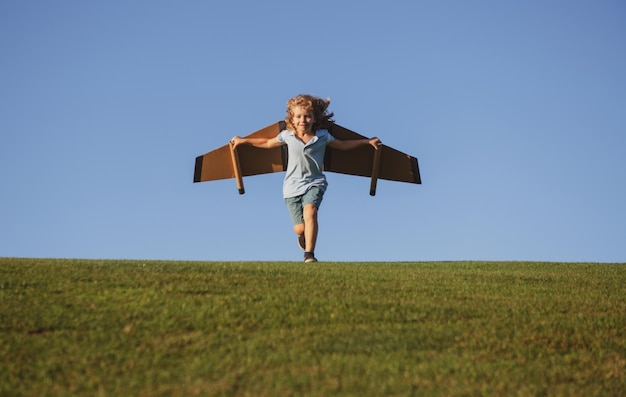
xmin=1 ymin=258 xmax=625 ymax=396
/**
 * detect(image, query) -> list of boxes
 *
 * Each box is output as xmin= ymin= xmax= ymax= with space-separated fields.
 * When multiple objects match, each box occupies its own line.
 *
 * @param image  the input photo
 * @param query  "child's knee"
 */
xmin=293 ymin=223 xmax=305 ymax=235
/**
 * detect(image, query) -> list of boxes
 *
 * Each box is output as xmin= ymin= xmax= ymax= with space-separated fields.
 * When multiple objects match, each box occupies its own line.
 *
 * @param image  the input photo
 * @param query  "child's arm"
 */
xmin=230 ymin=136 xmax=282 ymax=149
xmin=328 ymin=137 xmax=381 ymax=151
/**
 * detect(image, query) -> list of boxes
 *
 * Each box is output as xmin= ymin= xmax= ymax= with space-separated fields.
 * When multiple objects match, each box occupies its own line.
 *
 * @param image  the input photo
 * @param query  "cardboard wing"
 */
xmin=193 ymin=121 xmax=421 ymax=195
xmin=324 ymin=123 xmax=421 ymax=195
xmin=193 ymin=121 xmax=288 ymax=194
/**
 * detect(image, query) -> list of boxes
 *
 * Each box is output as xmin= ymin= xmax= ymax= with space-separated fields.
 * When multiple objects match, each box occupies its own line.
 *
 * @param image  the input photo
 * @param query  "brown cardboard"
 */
xmin=194 ymin=121 xmax=421 ymax=195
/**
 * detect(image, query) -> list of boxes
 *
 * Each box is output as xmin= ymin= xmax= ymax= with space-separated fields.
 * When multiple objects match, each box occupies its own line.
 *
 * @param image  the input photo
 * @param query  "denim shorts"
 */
xmin=284 ymin=186 xmax=325 ymax=225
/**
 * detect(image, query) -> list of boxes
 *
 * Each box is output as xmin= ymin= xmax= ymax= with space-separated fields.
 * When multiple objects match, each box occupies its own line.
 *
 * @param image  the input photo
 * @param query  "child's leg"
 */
xmin=301 ymin=187 xmax=324 ymax=256
xmin=302 ymin=204 xmax=318 ymax=253
xmin=285 ymin=187 xmax=324 ymax=259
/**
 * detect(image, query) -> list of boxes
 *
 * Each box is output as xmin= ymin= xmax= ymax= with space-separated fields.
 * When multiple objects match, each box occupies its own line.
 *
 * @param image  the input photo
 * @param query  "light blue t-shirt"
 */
xmin=276 ymin=129 xmax=335 ymax=198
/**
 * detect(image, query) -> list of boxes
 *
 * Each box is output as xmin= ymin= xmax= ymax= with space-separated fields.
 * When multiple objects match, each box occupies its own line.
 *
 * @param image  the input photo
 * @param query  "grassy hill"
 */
xmin=1 ymin=258 xmax=625 ymax=396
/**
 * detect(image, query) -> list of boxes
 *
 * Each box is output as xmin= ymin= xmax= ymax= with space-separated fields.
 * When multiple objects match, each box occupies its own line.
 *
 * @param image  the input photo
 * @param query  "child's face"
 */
xmin=292 ymin=106 xmax=315 ymax=134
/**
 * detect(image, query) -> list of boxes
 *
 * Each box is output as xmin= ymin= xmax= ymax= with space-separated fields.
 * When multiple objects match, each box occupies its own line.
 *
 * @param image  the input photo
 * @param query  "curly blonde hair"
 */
xmin=285 ymin=94 xmax=334 ymax=132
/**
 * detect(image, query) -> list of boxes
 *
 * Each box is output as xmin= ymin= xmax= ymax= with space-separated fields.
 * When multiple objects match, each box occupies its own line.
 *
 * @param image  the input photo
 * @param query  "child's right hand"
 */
xmin=230 ymin=136 xmax=243 ymax=148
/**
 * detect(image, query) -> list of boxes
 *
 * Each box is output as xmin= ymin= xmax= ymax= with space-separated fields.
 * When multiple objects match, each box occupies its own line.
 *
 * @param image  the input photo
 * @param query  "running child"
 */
xmin=231 ymin=94 xmax=379 ymax=262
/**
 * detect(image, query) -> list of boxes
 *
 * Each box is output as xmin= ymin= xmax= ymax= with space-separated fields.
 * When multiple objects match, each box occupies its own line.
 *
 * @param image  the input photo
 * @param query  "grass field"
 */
xmin=1 ymin=258 xmax=625 ymax=396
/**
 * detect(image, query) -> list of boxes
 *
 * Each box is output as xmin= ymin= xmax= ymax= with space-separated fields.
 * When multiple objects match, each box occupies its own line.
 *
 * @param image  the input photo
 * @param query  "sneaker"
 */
xmin=304 ymin=257 xmax=318 ymax=263
xmin=297 ymin=235 xmax=306 ymax=251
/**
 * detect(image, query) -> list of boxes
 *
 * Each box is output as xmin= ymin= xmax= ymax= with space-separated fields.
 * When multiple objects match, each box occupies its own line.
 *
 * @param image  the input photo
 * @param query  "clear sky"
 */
xmin=2 ymin=1 xmax=625 ymax=263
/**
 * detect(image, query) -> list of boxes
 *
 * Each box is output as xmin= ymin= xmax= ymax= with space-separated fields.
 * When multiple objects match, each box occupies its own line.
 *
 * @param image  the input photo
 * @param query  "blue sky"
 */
xmin=1 ymin=1 xmax=625 ymax=262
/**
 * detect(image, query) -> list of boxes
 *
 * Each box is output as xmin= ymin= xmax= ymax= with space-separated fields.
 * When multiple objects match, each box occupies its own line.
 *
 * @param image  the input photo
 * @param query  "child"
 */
xmin=231 ymin=94 xmax=380 ymax=263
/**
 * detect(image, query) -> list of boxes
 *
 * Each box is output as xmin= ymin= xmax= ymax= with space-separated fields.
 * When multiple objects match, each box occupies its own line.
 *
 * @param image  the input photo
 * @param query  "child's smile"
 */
xmin=292 ymin=106 xmax=315 ymax=135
